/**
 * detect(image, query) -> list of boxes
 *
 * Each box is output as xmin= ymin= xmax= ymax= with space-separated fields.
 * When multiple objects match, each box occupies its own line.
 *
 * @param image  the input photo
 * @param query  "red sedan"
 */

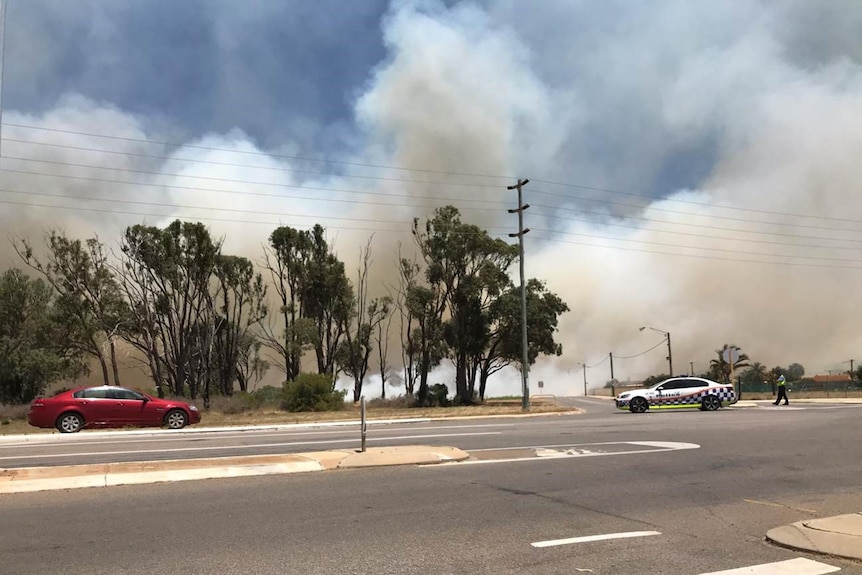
xmin=28 ymin=386 xmax=201 ymax=433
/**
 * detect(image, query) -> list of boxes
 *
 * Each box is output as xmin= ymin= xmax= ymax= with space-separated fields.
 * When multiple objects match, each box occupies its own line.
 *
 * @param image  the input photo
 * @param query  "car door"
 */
xmin=667 ymin=378 xmax=707 ymax=408
xmin=651 ymin=379 xmax=685 ymax=409
xmin=73 ymin=387 xmax=119 ymax=425
xmin=106 ymin=387 xmax=149 ymax=425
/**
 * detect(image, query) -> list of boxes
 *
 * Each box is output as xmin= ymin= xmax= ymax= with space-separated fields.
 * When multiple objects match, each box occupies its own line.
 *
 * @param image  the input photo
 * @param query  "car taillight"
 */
xmin=30 ymin=401 xmax=44 ymax=408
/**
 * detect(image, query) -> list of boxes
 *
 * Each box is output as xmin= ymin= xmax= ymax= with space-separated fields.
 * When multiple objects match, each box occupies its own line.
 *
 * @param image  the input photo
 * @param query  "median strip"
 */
xmin=0 ymin=445 xmax=469 ymax=494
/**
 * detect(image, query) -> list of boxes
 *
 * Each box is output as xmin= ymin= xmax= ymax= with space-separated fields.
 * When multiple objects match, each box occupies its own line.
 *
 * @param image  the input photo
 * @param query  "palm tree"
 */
xmin=709 ymin=344 xmax=750 ymax=383
xmin=742 ymin=361 xmax=767 ymax=390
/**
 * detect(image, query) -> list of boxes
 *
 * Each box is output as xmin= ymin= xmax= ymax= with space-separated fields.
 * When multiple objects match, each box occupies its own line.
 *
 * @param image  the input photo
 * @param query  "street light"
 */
xmin=639 ymin=326 xmax=673 ymax=377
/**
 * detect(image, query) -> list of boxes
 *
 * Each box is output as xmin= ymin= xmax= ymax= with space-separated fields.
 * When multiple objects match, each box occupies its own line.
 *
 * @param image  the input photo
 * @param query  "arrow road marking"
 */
xmin=448 ymin=441 xmax=700 ymax=466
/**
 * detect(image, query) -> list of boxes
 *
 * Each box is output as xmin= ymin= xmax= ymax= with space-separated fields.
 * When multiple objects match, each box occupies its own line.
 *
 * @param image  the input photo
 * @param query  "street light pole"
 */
xmin=640 ymin=326 xmax=673 ymax=377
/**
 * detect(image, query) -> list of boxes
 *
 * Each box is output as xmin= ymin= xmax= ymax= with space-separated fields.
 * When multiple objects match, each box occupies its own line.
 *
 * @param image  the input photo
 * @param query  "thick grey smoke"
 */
xmin=4 ymin=0 xmax=862 ymax=394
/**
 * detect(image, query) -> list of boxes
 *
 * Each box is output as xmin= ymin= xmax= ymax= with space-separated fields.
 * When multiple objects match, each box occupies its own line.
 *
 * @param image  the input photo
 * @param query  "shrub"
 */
xmin=208 ymin=394 xmax=252 ymax=415
xmin=366 ymin=395 xmax=414 ymax=409
xmin=248 ymin=385 xmax=283 ymax=408
xmin=430 ymin=384 xmax=449 ymax=407
xmin=281 ymin=373 xmax=346 ymax=412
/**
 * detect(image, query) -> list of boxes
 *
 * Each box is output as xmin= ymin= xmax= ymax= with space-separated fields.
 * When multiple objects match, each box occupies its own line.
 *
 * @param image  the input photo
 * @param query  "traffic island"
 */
xmin=0 ymin=445 xmax=470 ymax=494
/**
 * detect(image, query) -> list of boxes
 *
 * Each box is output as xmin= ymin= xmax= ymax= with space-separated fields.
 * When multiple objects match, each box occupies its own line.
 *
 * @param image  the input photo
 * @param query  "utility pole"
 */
xmin=508 ymin=178 xmax=530 ymax=411
xmin=690 ymin=361 xmax=694 ymax=376
xmin=666 ymin=332 xmax=673 ymax=377
xmin=609 ymin=352 xmax=614 ymax=382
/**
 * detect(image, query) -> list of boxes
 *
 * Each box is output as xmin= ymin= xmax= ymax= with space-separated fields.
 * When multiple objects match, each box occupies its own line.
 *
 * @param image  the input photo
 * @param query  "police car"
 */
xmin=615 ymin=376 xmax=737 ymax=413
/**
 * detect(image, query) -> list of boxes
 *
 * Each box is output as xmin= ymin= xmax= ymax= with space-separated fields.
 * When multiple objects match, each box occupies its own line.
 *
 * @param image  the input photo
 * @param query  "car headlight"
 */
xmin=189 ymin=405 xmax=199 ymax=411
xmin=619 ymin=393 xmax=630 ymax=399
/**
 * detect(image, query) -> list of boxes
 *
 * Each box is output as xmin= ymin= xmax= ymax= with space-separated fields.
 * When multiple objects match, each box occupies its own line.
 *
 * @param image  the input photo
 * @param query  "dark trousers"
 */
xmin=774 ymin=386 xmax=788 ymax=405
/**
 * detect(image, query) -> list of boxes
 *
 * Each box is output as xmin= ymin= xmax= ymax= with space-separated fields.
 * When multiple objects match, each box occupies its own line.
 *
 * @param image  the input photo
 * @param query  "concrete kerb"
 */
xmin=766 ymin=513 xmax=862 ymax=561
xmin=0 ymin=445 xmax=470 ymax=494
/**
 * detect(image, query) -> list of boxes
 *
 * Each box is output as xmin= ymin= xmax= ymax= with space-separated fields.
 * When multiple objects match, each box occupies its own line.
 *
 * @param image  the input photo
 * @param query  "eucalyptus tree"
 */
xmin=15 ymin=231 xmax=128 ymax=386
xmin=262 ymin=224 xmax=351 ymax=383
xmin=412 ymin=206 xmax=518 ymax=404
xmin=213 ymin=254 xmax=268 ymax=395
xmin=479 ymin=279 xmax=569 ymax=400
xmin=0 ymin=269 xmax=87 ymax=404
xmin=118 ymin=220 xmax=221 ymax=398
xmin=337 ymin=239 xmax=392 ymax=402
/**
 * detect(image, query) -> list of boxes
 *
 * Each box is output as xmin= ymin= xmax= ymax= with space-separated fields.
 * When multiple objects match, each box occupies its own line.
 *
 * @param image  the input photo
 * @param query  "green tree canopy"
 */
xmin=0 ymin=269 xmax=87 ymax=404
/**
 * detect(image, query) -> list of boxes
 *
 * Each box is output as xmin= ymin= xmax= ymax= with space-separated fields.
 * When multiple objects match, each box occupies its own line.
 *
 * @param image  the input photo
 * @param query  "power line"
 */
xmin=526 ymin=226 xmax=862 ymax=264
xmin=2 ymin=137 xmax=507 ymax=191
xmin=5 ymin=131 xmax=861 ymax=228
xmin=613 ymin=339 xmax=668 ymax=360
xmin=4 ymin=157 xmax=861 ymax=252
xmin=0 ymin=166 xmax=513 ymax=215
xmin=2 ymin=122 xmax=513 ymax=181
xmin=5 ymin=193 xmax=862 ymax=270
xmin=530 ymin=178 xmax=862 ymax=226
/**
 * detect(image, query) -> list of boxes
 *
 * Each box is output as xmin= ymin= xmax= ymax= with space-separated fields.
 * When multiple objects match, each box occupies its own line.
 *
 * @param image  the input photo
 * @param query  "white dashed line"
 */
xmin=531 ymin=530 xmax=661 ymax=547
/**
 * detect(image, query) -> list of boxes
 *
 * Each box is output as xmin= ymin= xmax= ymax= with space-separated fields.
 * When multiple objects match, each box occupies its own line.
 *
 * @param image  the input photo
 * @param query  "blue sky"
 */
xmin=3 ymin=0 xmax=862 ymax=389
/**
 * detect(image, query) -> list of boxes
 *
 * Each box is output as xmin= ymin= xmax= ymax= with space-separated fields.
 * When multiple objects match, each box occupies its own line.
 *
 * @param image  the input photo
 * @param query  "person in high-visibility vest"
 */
xmin=773 ymin=374 xmax=789 ymax=406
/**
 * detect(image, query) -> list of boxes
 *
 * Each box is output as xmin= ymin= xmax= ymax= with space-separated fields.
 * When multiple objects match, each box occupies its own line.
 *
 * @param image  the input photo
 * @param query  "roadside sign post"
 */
xmin=723 ymin=347 xmax=740 ymax=398
xmin=360 ymin=396 xmax=367 ymax=453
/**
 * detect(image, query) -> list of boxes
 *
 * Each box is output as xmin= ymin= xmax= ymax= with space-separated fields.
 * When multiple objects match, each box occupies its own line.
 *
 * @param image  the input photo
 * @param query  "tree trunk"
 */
xmin=479 ymin=370 xmax=489 ymax=402
xmin=109 ymin=339 xmax=121 ymax=386
xmin=97 ymin=353 xmax=110 ymax=387
xmin=456 ymin=352 xmax=470 ymax=404
xmin=417 ymin=351 xmax=430 ymax=406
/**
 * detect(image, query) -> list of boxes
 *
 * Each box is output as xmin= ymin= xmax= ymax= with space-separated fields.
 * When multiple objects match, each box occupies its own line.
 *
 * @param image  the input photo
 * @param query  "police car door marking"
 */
xmin=531 ymin=530 xmax=661 ymax=548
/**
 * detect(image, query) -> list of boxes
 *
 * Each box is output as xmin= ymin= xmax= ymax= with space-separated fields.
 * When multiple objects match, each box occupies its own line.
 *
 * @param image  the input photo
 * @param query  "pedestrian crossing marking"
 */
xmin=697 ymin=557 xmax=840 ymax=574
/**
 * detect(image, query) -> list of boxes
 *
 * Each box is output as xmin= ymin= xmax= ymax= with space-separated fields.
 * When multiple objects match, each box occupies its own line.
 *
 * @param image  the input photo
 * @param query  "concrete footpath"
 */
xmin=767 ymin=513 xmax=862 ymax=561
xmin=0 ymin=445 xmax=469 ymax=494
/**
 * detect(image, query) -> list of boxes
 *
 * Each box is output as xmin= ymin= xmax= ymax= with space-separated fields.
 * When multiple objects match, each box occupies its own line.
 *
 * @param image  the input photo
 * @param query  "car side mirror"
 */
xmin=142 ymin=396 xmax=150 ymax=403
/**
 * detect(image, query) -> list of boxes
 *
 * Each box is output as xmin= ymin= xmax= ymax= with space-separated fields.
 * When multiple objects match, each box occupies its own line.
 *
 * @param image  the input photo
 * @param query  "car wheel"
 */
xmin=164 ymin=409 xmax=188 ymax=430
xmin=702 ymin=395 xmax=721 ymax=411
xmin=56 ymin=412 xmax=84 ymax=433
xmin=629 ymin=397 xmax=649 ymax=413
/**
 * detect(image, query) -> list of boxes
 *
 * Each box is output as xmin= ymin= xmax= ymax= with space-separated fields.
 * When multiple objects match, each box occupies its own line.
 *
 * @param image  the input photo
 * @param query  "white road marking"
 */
xmin=696 ymin=557 xmax=840 ymax=575
xmin=0 ymin=432 xmax=500 ymax=462
xmin=449 ymin=441 xmax=700 ymax=465
xmin=531 ymin=530 xmax=660 ymax=547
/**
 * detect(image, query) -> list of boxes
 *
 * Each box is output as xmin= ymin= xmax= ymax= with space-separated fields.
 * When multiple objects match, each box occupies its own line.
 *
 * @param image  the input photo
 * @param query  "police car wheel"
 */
xmin=629 ymin=397 xmax=648 ymax=413
xmin=702 ymin=395 xmax=721 ymax=411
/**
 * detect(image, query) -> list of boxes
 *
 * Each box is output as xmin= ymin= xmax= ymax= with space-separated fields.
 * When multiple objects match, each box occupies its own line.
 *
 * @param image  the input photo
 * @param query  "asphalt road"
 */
xmin=3 ymin=398 xmax=862 ymax=574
